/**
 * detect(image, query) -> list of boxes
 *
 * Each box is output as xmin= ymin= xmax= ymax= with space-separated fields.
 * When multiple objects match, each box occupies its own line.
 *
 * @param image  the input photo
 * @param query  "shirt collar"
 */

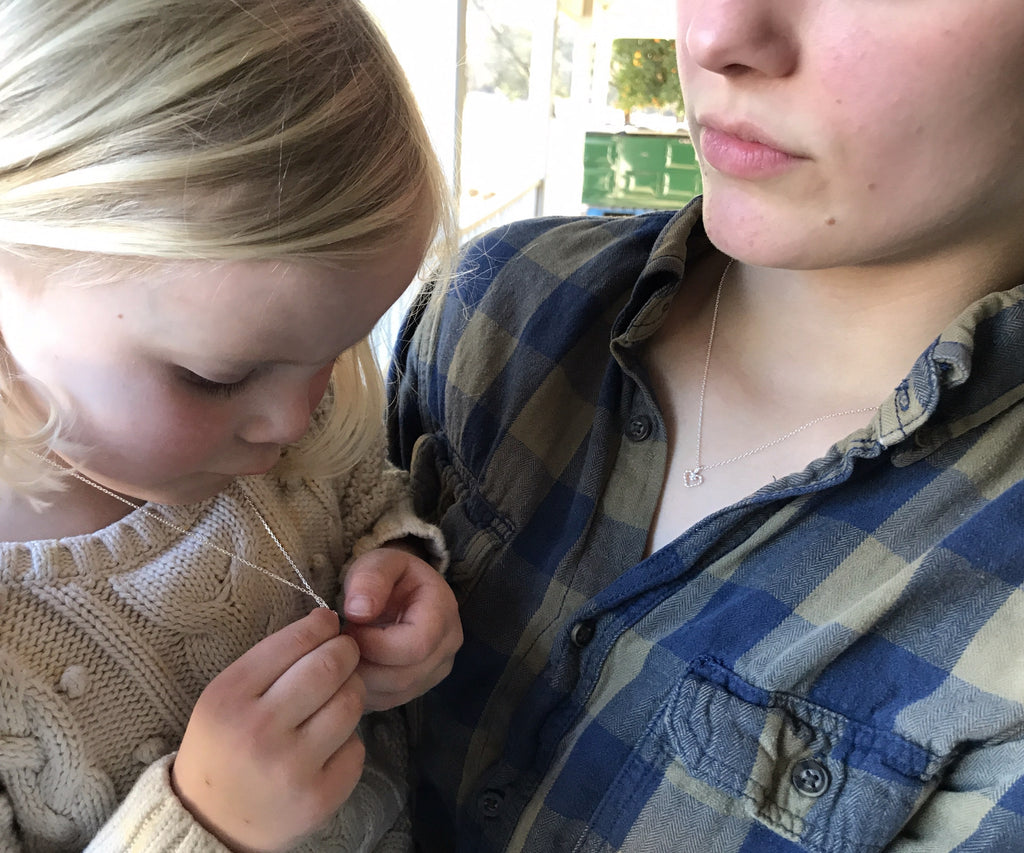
xmin=610 ymin=197 xmax=1024 ymax=452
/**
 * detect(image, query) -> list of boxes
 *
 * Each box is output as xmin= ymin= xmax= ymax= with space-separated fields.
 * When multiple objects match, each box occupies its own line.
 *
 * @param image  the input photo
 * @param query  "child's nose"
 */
xmin=238 ymin=393 xmax=314 ymax=447
xmin=238 ymin=365 xmax=332 ymax=447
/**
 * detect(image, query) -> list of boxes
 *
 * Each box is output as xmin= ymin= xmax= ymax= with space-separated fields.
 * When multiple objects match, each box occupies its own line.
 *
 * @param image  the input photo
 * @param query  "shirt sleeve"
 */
xmin=386 ymin=277 xmax=443 ymax=478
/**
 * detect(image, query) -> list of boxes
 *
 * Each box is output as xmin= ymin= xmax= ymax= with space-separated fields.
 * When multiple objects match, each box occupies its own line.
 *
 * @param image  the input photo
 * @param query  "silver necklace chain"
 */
xmin=33 ymin=455 xmax=329 ymax=609
xmin=682 ymin=260 xmax=875 ymax=488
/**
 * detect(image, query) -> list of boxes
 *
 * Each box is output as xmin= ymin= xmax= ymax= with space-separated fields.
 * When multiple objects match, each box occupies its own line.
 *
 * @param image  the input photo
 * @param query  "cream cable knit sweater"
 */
xmin=0 ymin=448 xmax=446 ymax=852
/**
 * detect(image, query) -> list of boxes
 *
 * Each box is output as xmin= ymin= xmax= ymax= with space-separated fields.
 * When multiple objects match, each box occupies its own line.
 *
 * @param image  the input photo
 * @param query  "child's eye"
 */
xmin=179 ymin=368 xmax=251 ymax=398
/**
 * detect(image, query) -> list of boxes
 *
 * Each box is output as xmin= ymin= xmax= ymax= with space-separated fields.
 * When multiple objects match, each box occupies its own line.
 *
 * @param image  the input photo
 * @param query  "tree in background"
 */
xmin=467 ymin=0 xmax=531 ymax=100
xmin=609 ymin=38 xmax=682 ymax=126
xmin=465 ymin=0 xmax=574 ymax=103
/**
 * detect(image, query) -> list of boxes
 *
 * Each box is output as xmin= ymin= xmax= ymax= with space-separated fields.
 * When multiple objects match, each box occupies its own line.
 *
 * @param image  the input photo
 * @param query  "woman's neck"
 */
xmin=718 ymin=252 xmax=1017 ymax=409
xmin=641 ymin=247 xmax=1022 ymax=552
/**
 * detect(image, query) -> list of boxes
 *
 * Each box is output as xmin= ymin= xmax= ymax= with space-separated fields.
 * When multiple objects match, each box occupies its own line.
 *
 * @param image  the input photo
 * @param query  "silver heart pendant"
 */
xmin=682 ymin=468 xmax=705 ymax=488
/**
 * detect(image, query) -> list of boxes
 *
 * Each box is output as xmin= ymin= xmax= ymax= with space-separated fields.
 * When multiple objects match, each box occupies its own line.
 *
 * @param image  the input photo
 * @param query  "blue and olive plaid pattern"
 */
xmin=388 ymin=200 xmax=1024 ymax=852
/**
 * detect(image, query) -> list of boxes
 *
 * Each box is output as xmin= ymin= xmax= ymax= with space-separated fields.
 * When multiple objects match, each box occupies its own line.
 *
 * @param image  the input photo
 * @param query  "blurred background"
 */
xmin=362 ymin=0 xmax=702 ymax=349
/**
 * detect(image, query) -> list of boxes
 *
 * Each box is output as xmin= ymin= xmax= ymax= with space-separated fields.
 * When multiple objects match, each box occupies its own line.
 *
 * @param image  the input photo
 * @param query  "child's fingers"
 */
xmin=345 ymin=608 xmax=443 ymax=667
xmin=213 ymin=607 xmax=341 ymax=698
xmin=347 ymin=601 xmax=461 ymax=710
xmin=260 ymin=633 xmax=362 ymax=728
xmin=345 ymin=567 xmax=460 ymax=667
xmin=320 ymin=734 xmax=367 ymax=805
xmin=295 ymin=672 xmax=367 ymax=763
xmin=356 ymin=657 xmax=455 ymax=711
xmin=343 ymin=549 xmax=411 ymax=622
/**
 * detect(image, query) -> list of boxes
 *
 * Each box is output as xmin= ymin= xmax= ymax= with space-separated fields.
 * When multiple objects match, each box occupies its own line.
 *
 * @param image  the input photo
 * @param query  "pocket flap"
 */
xmin=666 ymin=656 xmax=940 ymax=852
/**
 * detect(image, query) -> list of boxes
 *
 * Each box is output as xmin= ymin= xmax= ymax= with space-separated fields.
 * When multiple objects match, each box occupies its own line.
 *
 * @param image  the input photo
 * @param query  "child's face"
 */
xmin=1 ymin=238 xmax=426 ymax=506
xmin=677 ymin=0 xmax=1024 ymax=272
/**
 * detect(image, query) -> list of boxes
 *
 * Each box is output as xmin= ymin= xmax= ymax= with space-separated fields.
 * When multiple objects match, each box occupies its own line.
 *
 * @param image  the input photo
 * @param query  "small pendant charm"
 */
xmin=682 ymin=468 xmax=704 ymax=488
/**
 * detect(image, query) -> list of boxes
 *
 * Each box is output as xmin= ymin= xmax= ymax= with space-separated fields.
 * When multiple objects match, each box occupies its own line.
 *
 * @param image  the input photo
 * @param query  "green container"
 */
xmin=582 ymin=130 xmax=702 ymax=213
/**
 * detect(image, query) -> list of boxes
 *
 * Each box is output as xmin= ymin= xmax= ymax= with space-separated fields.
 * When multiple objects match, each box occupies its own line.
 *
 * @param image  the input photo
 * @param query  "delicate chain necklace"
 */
xmin=681 ymin=260 xmax=876 ymax=488
xmin=34 ymin=454 xmax=329 ymax=609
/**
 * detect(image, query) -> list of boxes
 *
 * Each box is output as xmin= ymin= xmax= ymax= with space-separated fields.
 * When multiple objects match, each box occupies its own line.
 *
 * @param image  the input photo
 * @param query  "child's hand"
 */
xmin=171 ymin=608 xmax=365 ymax=853
xmin=342 ymin=545 xmax=462 ymax=711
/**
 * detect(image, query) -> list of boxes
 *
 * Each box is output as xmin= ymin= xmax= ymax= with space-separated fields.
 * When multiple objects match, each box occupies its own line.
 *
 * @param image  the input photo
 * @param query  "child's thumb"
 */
xmin=342 ymin=549 xmax=405 ymax=622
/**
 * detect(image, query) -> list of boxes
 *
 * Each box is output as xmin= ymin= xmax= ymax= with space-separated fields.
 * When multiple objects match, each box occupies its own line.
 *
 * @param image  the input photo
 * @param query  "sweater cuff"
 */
xmin=86 ymin=754 xmax=229 ymax=853
xmin=349 ymin=495 xmax=449 ymax=576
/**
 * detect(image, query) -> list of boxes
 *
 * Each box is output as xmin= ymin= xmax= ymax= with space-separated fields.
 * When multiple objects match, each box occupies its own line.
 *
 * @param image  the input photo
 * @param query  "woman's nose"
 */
xmin=681 ymin=0 xmax=800 ymax=79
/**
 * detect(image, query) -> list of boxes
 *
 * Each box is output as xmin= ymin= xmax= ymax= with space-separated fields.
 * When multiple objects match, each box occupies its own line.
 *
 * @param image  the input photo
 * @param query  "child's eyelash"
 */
xmin=179 ymin=369 xmax=251 ymax=398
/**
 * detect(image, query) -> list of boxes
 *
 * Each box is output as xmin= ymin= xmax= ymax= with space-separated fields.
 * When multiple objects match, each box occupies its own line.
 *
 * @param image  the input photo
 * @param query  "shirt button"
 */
xmin=791 ymin=758 xmax=831 ymax=798
xmin=479 ymin=788 xmax=505 ymax=819
xmin=626 ymin=414 xmax=653 ymax=442
xmin=570 ymin=621 xmax=596 ymax=648
xmin=895 ymin=386 xmax=911 ymax=412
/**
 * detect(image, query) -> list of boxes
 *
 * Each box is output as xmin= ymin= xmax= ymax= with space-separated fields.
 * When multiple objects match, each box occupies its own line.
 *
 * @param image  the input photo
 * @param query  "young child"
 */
xmin=0 ymin=0 xmax=460 ymax=850
xmin=390 ymin=0 xmax=1024 ymax=851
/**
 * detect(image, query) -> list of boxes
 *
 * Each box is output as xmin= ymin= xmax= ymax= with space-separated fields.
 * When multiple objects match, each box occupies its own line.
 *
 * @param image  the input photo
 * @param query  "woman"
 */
xmin=391 ymin=0 xmax=1024 ymax=850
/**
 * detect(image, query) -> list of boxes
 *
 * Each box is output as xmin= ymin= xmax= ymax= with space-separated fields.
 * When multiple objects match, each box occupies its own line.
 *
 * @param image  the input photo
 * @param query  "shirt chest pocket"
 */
xmin=648 ymin=656 xmax=942 ymax=852
xmin=407 ymin=433 xmax=511 ymax=601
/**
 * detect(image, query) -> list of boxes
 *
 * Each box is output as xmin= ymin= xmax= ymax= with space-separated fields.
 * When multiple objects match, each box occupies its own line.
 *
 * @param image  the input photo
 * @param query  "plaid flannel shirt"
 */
xmin=388 ymin=199 xmax=1024 ymax=852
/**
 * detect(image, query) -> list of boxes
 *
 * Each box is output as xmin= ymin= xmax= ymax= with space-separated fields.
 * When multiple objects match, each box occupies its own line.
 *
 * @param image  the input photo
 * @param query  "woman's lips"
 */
xmin=698 ymin=123 xmax=807 ymax=179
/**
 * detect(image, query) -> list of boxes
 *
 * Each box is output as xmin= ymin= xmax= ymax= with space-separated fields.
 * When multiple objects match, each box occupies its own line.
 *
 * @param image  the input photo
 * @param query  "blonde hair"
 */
xmin=0 ymin=0 xmax=454 ymax=494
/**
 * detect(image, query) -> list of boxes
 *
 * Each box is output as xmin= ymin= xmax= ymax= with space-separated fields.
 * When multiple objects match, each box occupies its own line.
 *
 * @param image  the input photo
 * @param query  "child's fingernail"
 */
xmin=346 ymin=595 xmax=373 ymax=618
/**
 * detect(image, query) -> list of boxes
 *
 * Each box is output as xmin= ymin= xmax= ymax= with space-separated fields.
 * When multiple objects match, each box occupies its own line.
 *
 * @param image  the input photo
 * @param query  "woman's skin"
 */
xmin=645 ymin=0 xmax=1024 ymax=551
